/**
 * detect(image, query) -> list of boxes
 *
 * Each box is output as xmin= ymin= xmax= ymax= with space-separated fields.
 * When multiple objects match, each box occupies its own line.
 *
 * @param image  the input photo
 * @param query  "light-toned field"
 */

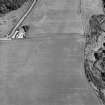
xmin=0 ymin=34 xmax=99 ymax=105
xmin=0 ymin=0 xmax=101 ymax=105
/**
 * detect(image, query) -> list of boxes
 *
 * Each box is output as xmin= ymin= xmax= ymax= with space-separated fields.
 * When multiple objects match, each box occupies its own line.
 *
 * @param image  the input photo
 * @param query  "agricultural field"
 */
xmin=0 ymin=0 xmax=100 ymax=105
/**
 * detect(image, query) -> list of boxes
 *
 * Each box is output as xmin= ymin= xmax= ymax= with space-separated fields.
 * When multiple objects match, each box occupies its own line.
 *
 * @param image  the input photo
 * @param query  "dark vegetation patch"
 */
xmin=0 ymin=0 xmax=28 ymax=14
